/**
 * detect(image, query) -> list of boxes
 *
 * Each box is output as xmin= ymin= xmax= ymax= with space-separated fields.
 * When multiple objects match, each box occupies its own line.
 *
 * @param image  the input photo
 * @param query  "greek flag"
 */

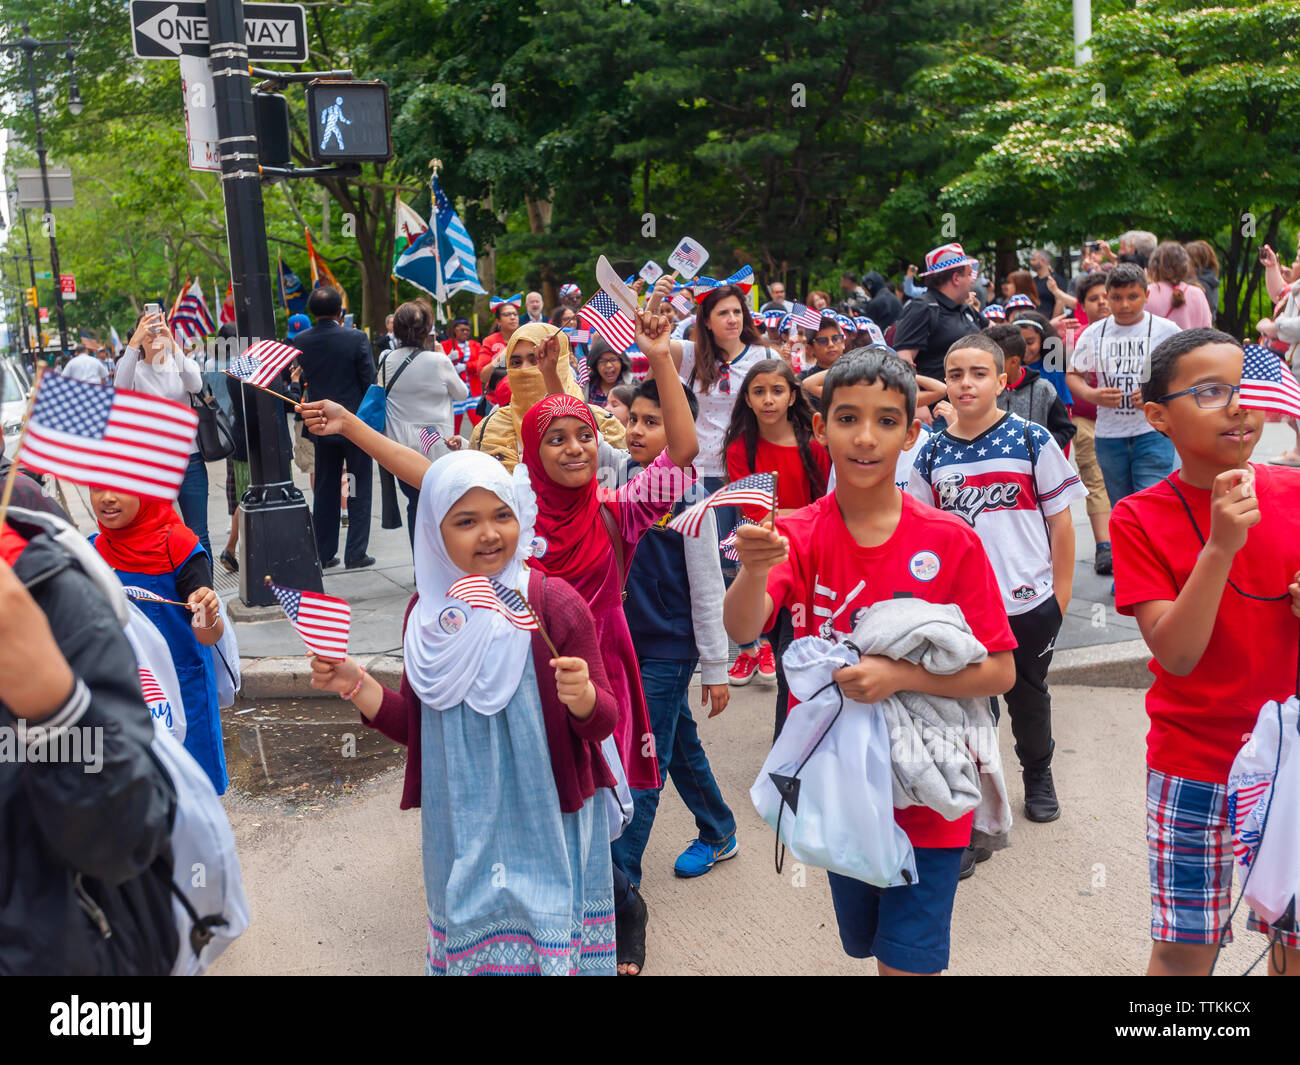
xmin=394 ymin=175 xmax=486 ymax=300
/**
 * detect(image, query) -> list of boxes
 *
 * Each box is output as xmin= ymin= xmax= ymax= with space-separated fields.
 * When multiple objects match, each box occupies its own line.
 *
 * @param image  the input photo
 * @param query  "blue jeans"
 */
xmin=611 ymin=657 xmax=736 ymax=885
xmin=177 ymin=452 xmax=212 ymax=562
xmin=1095 ymin=431 xmax=1175 ymax=507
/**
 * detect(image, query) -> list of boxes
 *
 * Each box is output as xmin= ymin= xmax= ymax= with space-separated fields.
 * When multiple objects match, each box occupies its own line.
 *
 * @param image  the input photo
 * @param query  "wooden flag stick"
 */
xmin=222 ymin=370 xmax=296 ymax=406
xmin=0 ymin=366 xmax=46 ymax=532
xmin=522 ymin=596 xmax=560 ymax=659
xmin=769 ymin=469 xmax=779 ymax=527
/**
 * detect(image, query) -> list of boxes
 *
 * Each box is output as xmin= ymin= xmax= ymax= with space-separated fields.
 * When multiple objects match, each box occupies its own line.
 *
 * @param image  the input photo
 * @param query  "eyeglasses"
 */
xmin=597 ymin=357 xmax=622 ymax=367
xmin=812 ymin=334 xmax=845 ymax=346
xmin=1155 ymin=382 xmax=1239 ymax=408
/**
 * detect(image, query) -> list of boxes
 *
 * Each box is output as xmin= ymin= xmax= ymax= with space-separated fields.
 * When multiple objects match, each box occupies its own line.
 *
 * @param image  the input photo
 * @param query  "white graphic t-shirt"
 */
xmin=1069 ymin=312 xmax=1181 ymax=439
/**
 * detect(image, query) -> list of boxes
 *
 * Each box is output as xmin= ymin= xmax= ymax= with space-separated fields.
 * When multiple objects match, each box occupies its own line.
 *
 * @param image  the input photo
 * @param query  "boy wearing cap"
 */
xmin=893 ymin=244 xmax=985 ymax=385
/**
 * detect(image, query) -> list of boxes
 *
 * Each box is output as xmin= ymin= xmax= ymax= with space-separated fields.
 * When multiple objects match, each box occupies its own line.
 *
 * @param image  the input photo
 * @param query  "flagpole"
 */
xmin=0 ymin=366 xmax=46 ymax=531
xmin=429 ymin=158 xmax=446 ymax=326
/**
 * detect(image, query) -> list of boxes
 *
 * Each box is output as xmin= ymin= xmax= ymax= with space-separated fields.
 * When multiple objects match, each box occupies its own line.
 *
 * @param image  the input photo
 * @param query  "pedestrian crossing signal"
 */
xmin=305 ymin=81 xmax=391 ymax=164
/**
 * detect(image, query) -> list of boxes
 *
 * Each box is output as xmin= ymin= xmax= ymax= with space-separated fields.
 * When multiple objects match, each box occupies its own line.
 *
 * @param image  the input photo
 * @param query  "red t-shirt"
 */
xmin=725 ymin=436 xmax=832 ymax=519
xmin=1111 ymin=464 xmax=1300 ymax=783
xmin=765 ymin=490 xmax=1017 ymax=848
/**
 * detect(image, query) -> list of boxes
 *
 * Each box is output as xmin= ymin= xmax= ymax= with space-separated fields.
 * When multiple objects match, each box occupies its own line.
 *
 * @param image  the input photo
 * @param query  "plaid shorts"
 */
xmin=1147 ymin=768 xmax=1299 ymax=948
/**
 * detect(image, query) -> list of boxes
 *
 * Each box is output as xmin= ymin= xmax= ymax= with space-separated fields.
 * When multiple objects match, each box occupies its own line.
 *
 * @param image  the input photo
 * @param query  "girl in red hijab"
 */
xmin=519 ymin=314 xmax=698 ymax=974
xmin=91 ymin=487 xmax=227 ymax=793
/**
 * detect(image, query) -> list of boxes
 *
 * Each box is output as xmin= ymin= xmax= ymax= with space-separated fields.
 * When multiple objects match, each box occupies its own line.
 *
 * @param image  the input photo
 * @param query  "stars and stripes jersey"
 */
xmin=907 ymin=412 xmax=1086 ymax=616
xmin=764 ymin=490 xmax=1016 ymax=849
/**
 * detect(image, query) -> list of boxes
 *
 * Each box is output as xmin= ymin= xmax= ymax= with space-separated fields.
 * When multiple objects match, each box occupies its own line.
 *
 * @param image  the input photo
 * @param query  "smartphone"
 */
xmin=144 ymin=302 xmax=164 ymax=335
xmin=1085 ymin=241 xmax=1100 ymax=252
xmin=343 ymin=313 xmax=354 ymax=329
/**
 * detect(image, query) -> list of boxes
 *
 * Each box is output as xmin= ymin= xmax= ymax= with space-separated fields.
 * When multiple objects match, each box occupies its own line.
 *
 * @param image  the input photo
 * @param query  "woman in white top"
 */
xmin=113 ymin=309 xmax=210 ymax=559
xmin=641 ymin=279 xmax=768 ymax=485
xmin=379 ymin=300 xmax=469 ymax=544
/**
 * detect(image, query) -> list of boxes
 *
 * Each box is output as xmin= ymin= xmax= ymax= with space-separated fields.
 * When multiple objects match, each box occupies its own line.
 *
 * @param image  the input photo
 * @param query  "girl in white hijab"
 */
xmin=310 ymin=450 xmax=621 ymax=975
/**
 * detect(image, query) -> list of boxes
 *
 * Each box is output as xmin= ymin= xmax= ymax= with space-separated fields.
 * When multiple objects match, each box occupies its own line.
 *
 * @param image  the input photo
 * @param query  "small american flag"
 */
xmin=419 ymin=426 xmax=443 ymax=454
xmin=670 ymin=292 xmax=693 ymax=316
xmin=446 ymin=575 xmax=539 ymax=631
xmin=17 ymin=374 xmax=198 ymax=501
xmin=268 ymin=580 xmax=351 ymax=659
xmin=226 ymin=339 xmax=301 ymax=389
xmin=574 ymin=351 xmax=590 ymax=387
xmin=123 ymin=585 xmax=168 ymax=603
xmin=580 ymin=291 xmax=637 ymax=353
xmin=668 ymin=473 xmax=776 ymax=537
xmin=789 ymin=303 xmax=823 ymax=330
xmin=563 ymin=327 xmax=592 ymax=345
xmin=139 ymin=667 xmax=169 ymax=706
xmin=1241 ymin=344 xmax=1300 ymax=419
xmin=719 ymin=517 xmax=759 ymax=561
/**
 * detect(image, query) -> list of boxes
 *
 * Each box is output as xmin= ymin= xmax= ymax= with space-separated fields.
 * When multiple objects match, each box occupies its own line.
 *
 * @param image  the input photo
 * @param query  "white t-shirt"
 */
xmin=378 ymin=346 xmax=469 ymax=454
xmin=62 ymin=353 xmax=109 ymax=385
xmin=907 ymin=413 xmax=1087 ymax=616
xmin=677 ymin=340 xmax=768 ymax=478
xmin=1069 ymin=312 xmax=1180 ymax=438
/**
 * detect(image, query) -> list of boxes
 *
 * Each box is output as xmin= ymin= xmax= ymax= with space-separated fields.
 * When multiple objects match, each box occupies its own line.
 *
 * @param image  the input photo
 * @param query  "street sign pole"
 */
xmin=206 ymin=0 xmax=322 ymax=605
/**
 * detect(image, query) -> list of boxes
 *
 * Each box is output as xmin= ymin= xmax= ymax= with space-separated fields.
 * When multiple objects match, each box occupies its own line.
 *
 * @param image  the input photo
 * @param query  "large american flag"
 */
xmin=667 ymin=473 xmax=776 ymax=537
xmin=446 ymin=575 xmax=539 ymax=631
xmin=226 ymin=339 xmax=301 ymax=389
xmin=1240 ymin=344 xmax=1300 ymax=419
xmin=17 ymin=374 xmax=198 ymax=501
xmin=268 ymin=581 xmax=351 ymax=659
xmin=580 ymin=291 xmax=636 ymax=353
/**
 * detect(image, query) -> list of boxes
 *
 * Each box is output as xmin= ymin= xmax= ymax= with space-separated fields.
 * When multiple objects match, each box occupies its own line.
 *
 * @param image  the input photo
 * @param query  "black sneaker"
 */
xmin=1094 ymin=541 xmax=1113 ymax=575
xmin=322 ymin=556 xmax=341 ymax=569
xmin=958 ymin=843 xmax=993 ymax=880
xmin=345 ymin=555 xmax=376 ymax=570
xmin=1023 ymin=765 xmax=1061 ymax=822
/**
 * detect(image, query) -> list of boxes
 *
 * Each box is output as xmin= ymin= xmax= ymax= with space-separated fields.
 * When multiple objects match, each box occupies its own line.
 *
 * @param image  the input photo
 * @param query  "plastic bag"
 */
xmin=601 ymin=734 xmax=634 ymax=842
xmin=212 ymin=597 xmax=241 ymax=710
xmin=123 ymin=600 xmax=187 ymax=744
xmin=751 ymin=636 xmax=916 ymax=888
xmin=149 ymin=718 xmax=251 ymax=975
xmin=1228 ymin=696 xmax=1300 ymax=926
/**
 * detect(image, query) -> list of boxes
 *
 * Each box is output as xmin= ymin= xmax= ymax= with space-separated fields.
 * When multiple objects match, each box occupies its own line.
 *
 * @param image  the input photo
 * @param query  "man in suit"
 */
xmin=292 ymin=286 xmax=376 ymax=569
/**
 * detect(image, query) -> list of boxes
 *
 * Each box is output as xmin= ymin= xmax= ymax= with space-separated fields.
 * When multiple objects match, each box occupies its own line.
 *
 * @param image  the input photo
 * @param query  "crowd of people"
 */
xmin=7 ymin=227 xmax=1300 ymax=978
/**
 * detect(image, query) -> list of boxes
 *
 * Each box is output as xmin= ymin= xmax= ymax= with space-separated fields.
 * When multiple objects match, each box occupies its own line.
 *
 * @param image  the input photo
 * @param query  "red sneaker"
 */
xmin=757 ymin=642 xmax=776 ymax=680
xmin=728 ymin=651 xmax=759 ymax=686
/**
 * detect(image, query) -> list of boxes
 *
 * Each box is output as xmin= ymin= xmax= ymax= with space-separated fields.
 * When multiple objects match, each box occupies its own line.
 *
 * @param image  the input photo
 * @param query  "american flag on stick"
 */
xmin=789 ymin=302 xmax=824 ymax=330
xmin=1241 ymin=344 xmax=1300 ymax=419
xmin=123 ymin=585 xmax=188 ymax=607
xmin=419 ymin=426 xmax=443 ymax=455
xmin=226 ymin=339 xmax=301 ymax=390
xmin=667 ymin=473 xmax=776 ymax=537
xmin=580 ymin=291 xmax=637 ymax=353
xmin=16 ymin=373 xmax=198 ymax=502
xmin=719 ymin=517 xmax=760 ymax=562
xmin=574 ymin=351 xmax=590 ymax=387
xmin=446 ymin=575 xmax=559 ymax=656
xmin=266 ymin=579 xmax=351 ymax=660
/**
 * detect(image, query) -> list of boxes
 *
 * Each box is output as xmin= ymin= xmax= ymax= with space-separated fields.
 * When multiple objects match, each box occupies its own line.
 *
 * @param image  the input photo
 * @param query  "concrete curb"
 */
xmin=236 ymin=637 xmax=1156 ymax=699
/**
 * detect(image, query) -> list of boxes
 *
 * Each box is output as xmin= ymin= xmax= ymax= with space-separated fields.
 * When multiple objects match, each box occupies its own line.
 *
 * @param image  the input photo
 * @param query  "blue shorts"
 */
xmin=827 ymin=847 xmax=965 ymax=973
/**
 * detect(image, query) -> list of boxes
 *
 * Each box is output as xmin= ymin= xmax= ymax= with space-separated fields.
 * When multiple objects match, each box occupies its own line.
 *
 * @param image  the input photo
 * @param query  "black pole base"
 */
xmin=239 ymin=486 xmax=324 ymax=606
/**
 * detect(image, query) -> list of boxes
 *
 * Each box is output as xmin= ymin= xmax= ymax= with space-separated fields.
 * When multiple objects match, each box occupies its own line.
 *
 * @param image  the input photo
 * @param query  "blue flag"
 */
xmin=278 ymin=255 xmax=308 ymax=314
xmin=394 ymin=175 xmax=486 ymax=300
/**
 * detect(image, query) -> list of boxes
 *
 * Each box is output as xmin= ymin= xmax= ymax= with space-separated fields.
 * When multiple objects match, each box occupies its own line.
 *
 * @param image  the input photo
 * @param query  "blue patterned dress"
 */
xmin=419 ymin=656 xmax=616 ymax=975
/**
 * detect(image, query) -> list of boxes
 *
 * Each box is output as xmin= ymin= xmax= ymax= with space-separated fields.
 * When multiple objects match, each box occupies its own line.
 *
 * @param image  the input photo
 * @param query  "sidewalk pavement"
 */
xmin=56 ymin=420 xmax=1298 ymax=696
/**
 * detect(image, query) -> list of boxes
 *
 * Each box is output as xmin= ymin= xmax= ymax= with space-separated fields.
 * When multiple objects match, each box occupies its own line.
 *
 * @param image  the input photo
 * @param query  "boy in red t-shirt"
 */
xmin=724 ymin=349 xmax=1016 ymax=976
xmin=1111 ymin=327 xmax=1300 ymax=976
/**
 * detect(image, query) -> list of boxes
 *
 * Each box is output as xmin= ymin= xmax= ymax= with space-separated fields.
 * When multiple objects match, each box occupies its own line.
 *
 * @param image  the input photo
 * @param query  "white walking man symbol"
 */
xmin=320 ymin=96 xmax=352 ymax=151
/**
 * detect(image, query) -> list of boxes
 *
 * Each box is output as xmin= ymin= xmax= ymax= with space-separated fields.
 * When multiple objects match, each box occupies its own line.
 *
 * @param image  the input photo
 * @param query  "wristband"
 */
xmin=340 ymin=665 xmax=366 ymax=701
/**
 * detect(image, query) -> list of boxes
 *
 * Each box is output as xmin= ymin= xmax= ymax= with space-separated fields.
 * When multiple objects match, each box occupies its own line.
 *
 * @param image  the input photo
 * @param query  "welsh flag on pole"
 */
xmin=393 ymin=198 xmax=429 ymax=266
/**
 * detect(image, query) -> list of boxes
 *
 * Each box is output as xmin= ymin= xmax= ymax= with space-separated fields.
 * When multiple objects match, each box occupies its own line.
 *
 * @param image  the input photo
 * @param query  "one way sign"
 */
xmin=130 ymin=1 xmax=308 ymax=63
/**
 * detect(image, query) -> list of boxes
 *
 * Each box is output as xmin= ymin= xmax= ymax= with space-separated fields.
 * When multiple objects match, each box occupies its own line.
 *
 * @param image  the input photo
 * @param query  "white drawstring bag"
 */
xmin=601 ymin=734 xmax=634 ymax=842
xmin=123 ymin=600 xmax=187 ymax=744
xmin=1228 ymin=696 xmax=1300 ymax=926
xmin=149 ymin=718 xmax=251 ymax=975
xmin=751 ymin=636 xmax=916 ymax=888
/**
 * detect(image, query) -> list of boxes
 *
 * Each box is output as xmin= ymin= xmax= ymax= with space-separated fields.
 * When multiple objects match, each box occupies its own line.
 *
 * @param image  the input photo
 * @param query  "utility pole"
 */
xmin=1073 ymin=0 xmax=1092 ymax=66
xmin=206 ymin=0 xmax=323 ymax=605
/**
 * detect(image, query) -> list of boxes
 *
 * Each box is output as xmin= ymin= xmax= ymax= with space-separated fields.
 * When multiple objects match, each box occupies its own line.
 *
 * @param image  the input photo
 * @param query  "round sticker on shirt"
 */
xmin=531 ymin=536 xmax=548 ymax=559
xmin=909 ymin=550 xmax=941 ymax=582
xmin=438 ymin=607 xmax=467 ymax=634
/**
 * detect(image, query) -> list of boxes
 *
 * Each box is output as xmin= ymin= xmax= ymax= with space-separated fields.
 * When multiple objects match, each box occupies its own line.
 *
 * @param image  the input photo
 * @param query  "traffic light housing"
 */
xmin=25 ymin=287 xmax=37 ymax=309
xmin=305 ymin=81 xmax=392 ymax=164
xmin=253 ymin=91 xmax=292 ymax=167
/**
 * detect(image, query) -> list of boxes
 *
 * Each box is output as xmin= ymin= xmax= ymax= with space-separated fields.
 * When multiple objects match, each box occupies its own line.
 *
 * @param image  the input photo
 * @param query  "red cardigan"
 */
xmin=362 ymin=570 xmax=618 ymax=814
